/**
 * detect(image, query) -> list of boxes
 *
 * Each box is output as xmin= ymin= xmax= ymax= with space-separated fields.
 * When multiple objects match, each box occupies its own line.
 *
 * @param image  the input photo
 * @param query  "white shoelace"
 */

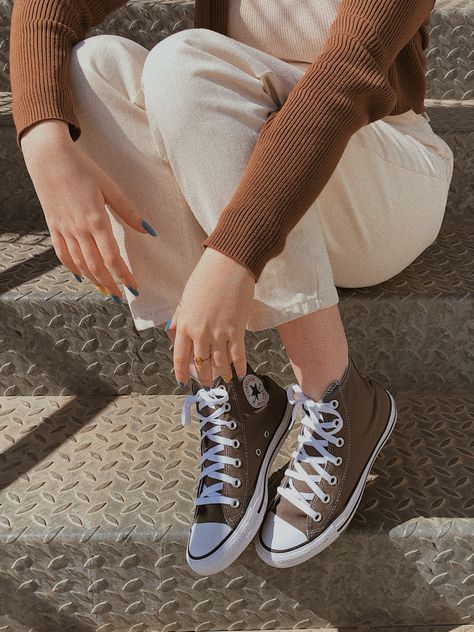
xmin=278 ymin=383 xmax=344 ymax=521
xmin=181 ymin=385 xmax=241 ymax=507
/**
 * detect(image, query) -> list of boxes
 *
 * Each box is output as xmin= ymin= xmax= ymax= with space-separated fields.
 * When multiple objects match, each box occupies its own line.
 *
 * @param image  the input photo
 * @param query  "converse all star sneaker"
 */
xmin=181 ymin=361 xmax=294 ymax=575
xmin=255 ymin=354 xmax=397 ymax=568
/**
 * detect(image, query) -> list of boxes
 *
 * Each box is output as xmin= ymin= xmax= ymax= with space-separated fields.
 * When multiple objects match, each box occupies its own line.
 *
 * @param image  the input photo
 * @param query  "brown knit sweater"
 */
xmin=9 ymin=0 xmax=435 ymax=281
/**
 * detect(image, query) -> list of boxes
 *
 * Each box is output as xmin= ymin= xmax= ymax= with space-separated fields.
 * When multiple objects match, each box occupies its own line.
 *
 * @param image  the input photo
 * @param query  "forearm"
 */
xmin=9 ymin=0 xmax=128 ymax=147
xmin=203 ymin=0 xmax=435 ymax=282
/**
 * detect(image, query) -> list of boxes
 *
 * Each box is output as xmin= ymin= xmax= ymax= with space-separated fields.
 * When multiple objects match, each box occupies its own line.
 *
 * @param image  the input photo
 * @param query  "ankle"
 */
xmin=300 ymin=353 xmax=349 ymax=402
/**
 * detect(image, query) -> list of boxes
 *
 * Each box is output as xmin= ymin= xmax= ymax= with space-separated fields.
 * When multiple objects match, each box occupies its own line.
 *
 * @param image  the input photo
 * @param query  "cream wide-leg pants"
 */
xmin=69 ymin=28 xmax=454 ymax=332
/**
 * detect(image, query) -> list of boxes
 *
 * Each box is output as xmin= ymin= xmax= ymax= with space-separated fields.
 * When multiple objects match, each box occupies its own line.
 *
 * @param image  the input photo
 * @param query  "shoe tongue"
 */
xmin=188 ymin=373 xmax=232 ymax=523
xmin=189 ymin=373 xmax=226 ymax=395
xmin=285 ymin=375 xmax=345 ymax=506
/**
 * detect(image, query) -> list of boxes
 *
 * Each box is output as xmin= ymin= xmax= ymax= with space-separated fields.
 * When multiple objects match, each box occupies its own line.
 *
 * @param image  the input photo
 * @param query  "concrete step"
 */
xmin=0 ymin=0 xmax=472 ymax=98
xmin=1 ymin=222 xmax=473 ymax=397
xmin=0 ymin=391 xmax=472 ymax=630
xmin=1 ymin=95 xmax=473 ymax=231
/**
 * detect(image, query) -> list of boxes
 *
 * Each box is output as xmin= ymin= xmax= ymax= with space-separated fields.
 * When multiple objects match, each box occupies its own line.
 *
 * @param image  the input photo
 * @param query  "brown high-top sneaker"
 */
xmin=181 ymin=361 xmax=294 ymax=575
xmin=255 ymin=354 xmax=397 ymax=568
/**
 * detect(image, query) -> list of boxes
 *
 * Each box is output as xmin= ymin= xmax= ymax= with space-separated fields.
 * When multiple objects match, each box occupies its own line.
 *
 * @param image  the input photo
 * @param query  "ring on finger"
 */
xmin=194 ymin=351 xmax=212 ymax=366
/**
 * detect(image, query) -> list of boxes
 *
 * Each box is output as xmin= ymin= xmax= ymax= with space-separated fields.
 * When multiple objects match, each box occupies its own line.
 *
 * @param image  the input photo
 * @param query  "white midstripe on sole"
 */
xmin=256 ymin=389 xmax=397 ymax=568
xmin=187 ymin=397 xmax=295 ymax=576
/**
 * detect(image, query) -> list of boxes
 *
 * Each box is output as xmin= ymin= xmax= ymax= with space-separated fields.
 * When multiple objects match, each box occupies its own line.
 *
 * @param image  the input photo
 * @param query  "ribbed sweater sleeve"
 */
xmin=9 ymin=0 xmax=128 ymax=147
xmin=202 ymin=0 xmax=435 ymax=281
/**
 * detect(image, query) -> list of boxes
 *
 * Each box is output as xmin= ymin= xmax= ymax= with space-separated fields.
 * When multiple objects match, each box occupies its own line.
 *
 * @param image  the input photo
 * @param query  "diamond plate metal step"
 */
xmin=1 ymin=95 xmax=472 ymax=231
xmin=1 ymin=222 xmax=474 ymax=397
xmin=0 ymin=392 xmax=472 ymax=631
xmin=0 ymin=0 xmax=473 ymax=98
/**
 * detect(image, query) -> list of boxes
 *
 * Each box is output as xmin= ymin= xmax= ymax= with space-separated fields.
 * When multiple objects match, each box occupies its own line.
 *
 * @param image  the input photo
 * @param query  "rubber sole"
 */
xmin=255 ymin=388 xmax=398 ymax=568
xmin=186 ymin=396 xmax=295 ymax=576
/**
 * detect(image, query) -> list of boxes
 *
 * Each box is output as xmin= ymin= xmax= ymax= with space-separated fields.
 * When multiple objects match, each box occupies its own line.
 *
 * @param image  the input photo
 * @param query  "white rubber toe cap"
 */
xmin=188 ymin=522 xmax=232 ymax=558
xmin=260 ymin=512 xmax=308 ymax=551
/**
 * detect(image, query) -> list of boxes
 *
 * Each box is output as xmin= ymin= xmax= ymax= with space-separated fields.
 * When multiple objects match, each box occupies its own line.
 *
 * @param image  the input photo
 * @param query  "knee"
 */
xmin=141 ymin=28 xmax=222 ymax=93
xmin=70 ymin=34 xmax=147 ymax=82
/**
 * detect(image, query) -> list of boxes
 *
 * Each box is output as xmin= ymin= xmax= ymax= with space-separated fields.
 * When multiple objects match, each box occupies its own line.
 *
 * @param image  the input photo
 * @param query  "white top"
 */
xmin=227 ymin=0 xmax=340 ymax=71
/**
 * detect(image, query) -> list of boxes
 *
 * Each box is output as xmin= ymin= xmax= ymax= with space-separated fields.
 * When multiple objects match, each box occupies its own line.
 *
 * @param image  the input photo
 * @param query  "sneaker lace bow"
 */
xmin=182 ymin=385 xmax=240 ymax=507
xmin=279 ymin=383 xmax=344 ymax=521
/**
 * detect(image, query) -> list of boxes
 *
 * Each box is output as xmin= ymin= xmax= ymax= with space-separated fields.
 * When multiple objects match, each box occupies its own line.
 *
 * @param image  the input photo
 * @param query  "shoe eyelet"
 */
xmin=224 ymin=403 xmax=231 ymax=411
xmin=233 ymin=439 xmax=240 ymax=448
xmin=232 ymin=478 xmax=241 ymax=488
xmin=232 ymin=498 xmax=240 ymax=508
xmin=335 ymin=456 xmax=343 ymax=466
xmin=336 ymin=437 xmax=344 ymax=447
xmin=255 ymin=448 xmax=262 ymax=456
xmin=331 ymin=399 xmax=339 ymax=408
xmin=234 ymin=458 xmax=242 ymax=468
xmin=264 ymin=430 xmax=270 ymax=438
xmin=322 ymin=494 xmax=331 ymax=504
xmin=229 ymin=420 xmax=237 ymax=430
xmin=314 ymin=512 xmax=322 ymax=522
xmin=330 ymin=476 xmax=337 ymax=485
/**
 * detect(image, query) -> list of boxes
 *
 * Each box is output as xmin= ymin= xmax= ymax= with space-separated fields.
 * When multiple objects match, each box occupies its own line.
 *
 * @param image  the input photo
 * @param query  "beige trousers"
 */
xmin=69 ymin=28 xmax=454 ymax=332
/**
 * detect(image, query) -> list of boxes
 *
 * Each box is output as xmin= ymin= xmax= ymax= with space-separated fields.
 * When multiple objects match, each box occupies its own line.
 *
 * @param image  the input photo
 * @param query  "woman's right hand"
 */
xmin=20 ymin=119 xmax=157 ymax=300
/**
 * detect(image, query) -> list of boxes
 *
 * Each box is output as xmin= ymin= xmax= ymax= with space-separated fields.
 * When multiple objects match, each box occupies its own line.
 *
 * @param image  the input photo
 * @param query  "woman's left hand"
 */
xmin=165 ymin=247 xmax=256 ymax=387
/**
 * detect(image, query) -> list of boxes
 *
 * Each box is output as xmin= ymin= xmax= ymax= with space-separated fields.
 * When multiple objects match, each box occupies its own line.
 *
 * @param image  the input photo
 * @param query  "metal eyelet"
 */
xmin=232 ymin=478 xmax=241 ymax=488
xmin=336 ymin=437 xmax=344 ymax=447
xmin=264 ymin=430 xmax=270 ymax=438
xmin=233 ymin=439 xmax=240 ymax=448
xmin=314 ymin=512 xmax=322 ymax=522
xmin=335 ymin=456 xmax=343 ymax=466
xmin=224 ymin=403 xmax=231 ymax=411
xmin=255 ymin=448 xmax=262 ymax=456
xmin=234 ymin=458 xmax=242 ymax=468
xmin=232 ymin=498 xmax=240 ymax=508
xmin=331 ymin=399 xmax=339 ymax=408
xmin=322 ymin=494 xmax=331 ymax=504
xmin=329 ymin=476 xmax=338 ymax=485
xmin=229 ymin=420 xmax=237 ymax=430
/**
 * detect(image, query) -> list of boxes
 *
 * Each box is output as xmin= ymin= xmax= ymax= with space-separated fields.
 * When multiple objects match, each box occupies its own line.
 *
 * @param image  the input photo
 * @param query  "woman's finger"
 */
xmin=173 ymin=324 xmax=194 ymax=387
xmin=51 ymin=231 xmax=86 ymax=280
xmin=76 ymin=232 xmax=124 ymax=298
xmin=210 ymin=337 xmax=233 ymax=383
xmin=93 ymin=216 xmax=139 ymax=292
xmin=164 ymin=303 xmax=180 ymax=344
xmin=65 ymin=234 xmax=102 ymax=287
xmin=191 ymin=342 xmax=214 ymax=388
xmin=228 ymin=336 xmax=248 ymax=379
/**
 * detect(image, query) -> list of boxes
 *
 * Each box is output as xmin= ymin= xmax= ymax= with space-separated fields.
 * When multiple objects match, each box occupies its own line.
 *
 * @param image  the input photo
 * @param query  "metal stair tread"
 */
xmin=1 ymin=222 xmax=472 ymax=302
xmin=0 ymin=390 xmax=472 ymax=540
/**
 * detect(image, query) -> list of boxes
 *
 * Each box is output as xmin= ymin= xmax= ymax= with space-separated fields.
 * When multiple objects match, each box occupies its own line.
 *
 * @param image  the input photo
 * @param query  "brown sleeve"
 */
xmin=9 ymin=0 xmax=128 ymax=147
xmin=202 ymin=0 xmax=435 ymax=282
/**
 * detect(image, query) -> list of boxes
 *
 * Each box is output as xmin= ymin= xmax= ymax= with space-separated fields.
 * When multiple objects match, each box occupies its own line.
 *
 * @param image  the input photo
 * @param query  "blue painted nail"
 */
xmin=110 ymin=294 xmax=123 ymax=305
xmin=178 ymin=381 xmax=186 ymax=388
xmin=73 ymin=274 xmax=83 ymax=282
xmin=127 ymin=286 xmax=140 ymax=296
xmin=164 ymin=319 xmax=172 ymax=332
xmin=141 ymin=219 xmax=157 ymax=236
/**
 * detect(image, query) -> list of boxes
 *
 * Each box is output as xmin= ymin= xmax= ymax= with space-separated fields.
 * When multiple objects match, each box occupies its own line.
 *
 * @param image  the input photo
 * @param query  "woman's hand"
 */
xmin=165 ymin=247 xmax=256 ymax=387
xmin=20 ymin=120 xmax=156 ymax=299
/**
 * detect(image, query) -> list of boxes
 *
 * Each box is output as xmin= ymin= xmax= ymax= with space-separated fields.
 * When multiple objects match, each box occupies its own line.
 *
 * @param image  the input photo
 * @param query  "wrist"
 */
xmin=20 ymin=119 xmax=74 ymax=153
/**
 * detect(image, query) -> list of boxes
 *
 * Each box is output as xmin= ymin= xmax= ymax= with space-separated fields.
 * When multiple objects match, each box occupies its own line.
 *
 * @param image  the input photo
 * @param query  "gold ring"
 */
xmin=194 ymin=352 xmax=212 ymax=366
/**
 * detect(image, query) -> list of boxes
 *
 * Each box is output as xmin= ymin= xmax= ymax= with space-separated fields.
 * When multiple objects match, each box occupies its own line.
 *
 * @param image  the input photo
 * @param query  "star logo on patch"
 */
xmin=242 ymin=374 xmax=270 ymax=408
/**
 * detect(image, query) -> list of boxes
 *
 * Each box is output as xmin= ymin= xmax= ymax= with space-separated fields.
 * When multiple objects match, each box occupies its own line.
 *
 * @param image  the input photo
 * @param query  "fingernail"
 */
xmin=127 ymin=286 xmax=140 ymax=296
xmin=95 ymin=284 xmax=108 ymax=296
xmin=223 ymin=375 xmax=232 ymax=383
xmin=141 ymin=219 xmax=157 ymax=236
xmin=164 ymin=319 xmax=172 ymax=332
xmin=177 ymin=381 xmax=186 ymax=388
xmin=73 ymin=274 xmax=83 ymax=283
xmin=110 ymin=294 xmax=123 ymax=305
